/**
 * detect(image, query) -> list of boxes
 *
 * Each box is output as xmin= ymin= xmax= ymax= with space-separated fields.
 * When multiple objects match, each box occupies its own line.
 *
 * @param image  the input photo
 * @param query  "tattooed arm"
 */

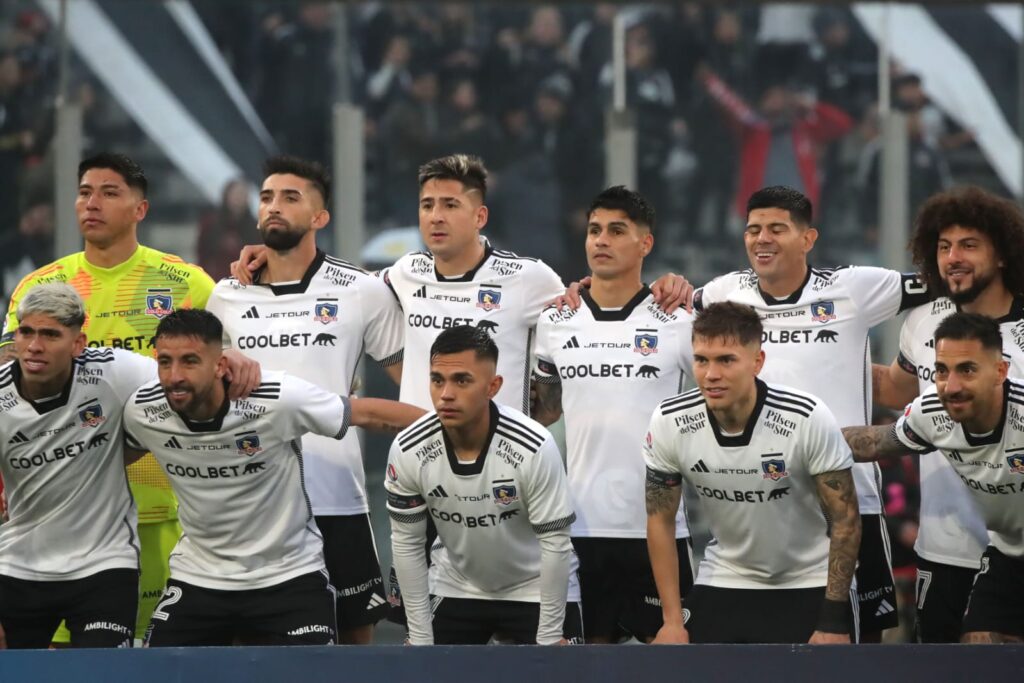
xmin=841 ymin=424 xmax=914 ymax=463
xmin=350 ymin=398 xmax=426 ymax=434
xmin=531 ymin=378 xmax=563 ymax=426
xmin=646 ymin=469 xmax=688 ymax=644
xmin=809 ymin=468 xmax=861 ymax=644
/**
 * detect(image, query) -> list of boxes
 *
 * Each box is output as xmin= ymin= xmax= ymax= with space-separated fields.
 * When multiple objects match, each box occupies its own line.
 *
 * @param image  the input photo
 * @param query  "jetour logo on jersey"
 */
xmin=810 ymin=301 xmax=836 ymax=323
xmin=78 ymin=402 xmax=106 ymax=428
xmin=313 ymin=300 xmax=339 ymax=325
xmin=634 ymin=330 xmax=659 ymax=356
xmin=492 ymin=480 xmax=519 ymax=506
xmin=145 ymin=289 xmax=174 ymax=319
xmin=477 ymin=285 xmax=502 ymax=311
xmin=761 ymin=457 xmax=788 ymax=481
xmin=235 ymin=431 xmax=263 ymax=456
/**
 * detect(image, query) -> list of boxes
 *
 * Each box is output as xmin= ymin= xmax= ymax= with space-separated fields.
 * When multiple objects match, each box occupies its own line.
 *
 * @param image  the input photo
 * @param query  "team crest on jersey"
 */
xmin=761 ymin=459 xmax=788 ymax=480
xmin=634 ymin=332 xmax=659 ymax=356
xmin=810 ymin=301 xmax=836 ymax=323
xmin=313 ymin=302 xmax=339 ymax=324
xmin=79 ymin=403 xmax=106 ymax=427
xmin=477 ymin=288 xmax=502 ymax=311
xmin=1007 ymin=454 xmax=1024 ymax=474
xmin=235 ymin=432 xmax=263 ymax=456
xmin=145 ymin=289 xmax=174 ymax=319
xmin=492 ymin=483 xmax=519 ymax=506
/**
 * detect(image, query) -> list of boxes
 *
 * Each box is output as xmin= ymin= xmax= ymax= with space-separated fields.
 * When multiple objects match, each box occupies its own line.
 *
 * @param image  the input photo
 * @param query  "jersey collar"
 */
xmin=962 ymin=379 xmax=1010 ymax=447
xmin=993 ymin=296 xmax=1024 ymax=324
xmin=434 ymin=239 xmax=493 ymax=283
xmin=441 ymin=401 xmax=499 ymax=476
xmin=11 ymin=361 xmax=76 ymax=414
xmin=757 ymin=265 xmax=812 ymax=306
xmin=177 ymin=381 xmax=232 ymax=432
xmin=706 ymin=378 xmax=769 ymax=447
xmin=581 ymin=285 xmax=652 ymax=321
xmin=253 ymin=249 xmax=327 ymax=296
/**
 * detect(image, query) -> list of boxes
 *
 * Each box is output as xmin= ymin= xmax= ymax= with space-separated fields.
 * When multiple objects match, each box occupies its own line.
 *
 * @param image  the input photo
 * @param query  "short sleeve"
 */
xmin=362 ymin=276 xmax=405 ymax=366
xmin=845 ymin=267 xmax=929 ymax=327
xmin=643 ymin=407 xmax=684 ymax=486
xmin=184 ymin=266 xmax=216 ymax=310
xmin=523 ymin=437 xmax=575 ymax=534
xmin=894 ymin=392 xmax=940 ymax=452
xmin=801 ymin=402 xmax=856 ymax=475
xmin=111 ymin=350 xmax=158 ymax=399
xmin=384 ymin=440 xmax=427 ymax=523
xmin=521 ymin=262 xmax=565 ymax=326
xmin=279 ymin=375 xmax=349 ymax=441
xmin=532 ymin=316 xmax=560 ymax=384
xmin=896 ymin=314 xmax=921 ymax=377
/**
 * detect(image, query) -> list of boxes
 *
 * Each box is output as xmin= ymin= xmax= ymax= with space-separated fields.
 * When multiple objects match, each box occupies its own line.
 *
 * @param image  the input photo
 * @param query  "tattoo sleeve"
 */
xmin=645 ymin=468 xmax=682 ymax=517
xmin=530 ymin=377 xmax=563 ymax=426
xmin=814 ymin=468 xmax=861 ymax=603
xmin=841 ymin=424 xmax=912 ymax=463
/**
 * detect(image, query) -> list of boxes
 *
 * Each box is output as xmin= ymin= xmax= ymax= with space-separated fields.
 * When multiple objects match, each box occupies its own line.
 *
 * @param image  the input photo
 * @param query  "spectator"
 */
xmin=437 ymin=78 xmax=496 ymax=161
xmin=892 ymin=73 xmax=974 ymax=152
xmin=1 ymin=200 xmax=52 ymax=302
xmin=0 ymin=51 xmax=32 ymax=251
xmin=364 ymin=34 xmax=413 ymax=119
xmin=196 ymin=179 xmax=254 ymax=282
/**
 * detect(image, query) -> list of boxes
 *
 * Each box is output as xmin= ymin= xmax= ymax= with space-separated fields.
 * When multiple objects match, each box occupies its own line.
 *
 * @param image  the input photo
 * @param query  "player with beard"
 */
xmin=206 ymin=156 xmax=404 ymax=644
xmin=872 ymin=186 xmax=1024 ymax=642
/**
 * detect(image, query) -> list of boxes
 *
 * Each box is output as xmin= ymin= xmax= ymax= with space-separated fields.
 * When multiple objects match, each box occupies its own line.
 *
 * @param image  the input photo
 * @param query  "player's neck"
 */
xmin=711 ymin=388 xmax=758 ymax=434
xmin=261 ymin=239 xmax=317 ymax=284
xmin=84 ymin=235 xmax=139 ymax=269
xmin=964 ymin=386 xmax=1004 ymax=435
xmin=446 ymin=409 xmax=492 ymax=460
xmin=182 ymin=381 xmax=227 ymax=422
xmin=589 ymin=272 xmax=644 ymax=308
xmin=759 ymin=263 xmax=808 ymax=299
xmin=434 ymin=240 xmax=486 ymax=278
xmin=19 ymin=366 xmax=72 ymax=401
xmin=959 ymin=282 xmax=1014 ymax=319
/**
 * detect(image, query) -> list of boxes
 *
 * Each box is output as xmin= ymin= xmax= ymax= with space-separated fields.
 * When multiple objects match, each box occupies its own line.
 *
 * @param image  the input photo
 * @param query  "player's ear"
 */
xmin=312 ymin=208 xmax=330 ymax=231
xmin=475 ymin=204 xmax=488 ymax=231
xmin=72 ymin=331 xmax=87 ymax=357
xmin=488 ymin=373 xmax=503 ymax=399
xmin=753 ymin=348 xmax=766 ymax=376
xmin=640 ymin=229 xmax=653 ymax=256
xmin=214 ymin=351 xmax=230 ymax=380
xmin=997 ymin=359 xmax=1010 ymax=383
xmin=134 ymin=198 xmax=149 ymax=223
xmin=801 ymin=226 xmax=818 ymax=253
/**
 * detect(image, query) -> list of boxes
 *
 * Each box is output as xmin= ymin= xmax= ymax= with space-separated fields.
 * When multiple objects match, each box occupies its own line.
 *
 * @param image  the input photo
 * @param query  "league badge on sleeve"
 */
xmin=761 ymin=458 xmax=788 ymax=481
xmin=235 ymin=432 xmax=263 ymax=456
xmin=313 ymin=300 xmax=339 ymax=325
xmin=477 ymin=286 xmax=502 ymax=311
xmin=145 ymin=289 xmax=174 ymax=319
xmin=810 ymin=301 xmax=836 ymax=323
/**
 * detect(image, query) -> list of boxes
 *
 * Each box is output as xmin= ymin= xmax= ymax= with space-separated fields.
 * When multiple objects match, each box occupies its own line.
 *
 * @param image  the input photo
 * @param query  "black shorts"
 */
xmin=572 ymin=536 xmax=694 ymax=642
xmin=315 ymin=514 xmax=388 ymax=629
xmin=961 ymin=546 xmax=1024 ymax=638
xmin=684 ymin=585 xmax=855 ymax=644
xmin=144 ymin=570 xmax=336 ymax=647
xmin=855 ymin=513 xmax=899 ymax=633
xmin=0 ymin=568 xmax=137 ymax=648
xmin=431 ymin=596 xmax=584 ymax=645
xmin=915 ymin=555 xmax=978 ymax=643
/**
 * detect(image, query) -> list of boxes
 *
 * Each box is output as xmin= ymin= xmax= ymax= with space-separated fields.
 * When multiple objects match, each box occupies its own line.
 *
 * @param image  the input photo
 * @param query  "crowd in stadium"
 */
xmin=0 ymin=1 xmax=1021 ymax=650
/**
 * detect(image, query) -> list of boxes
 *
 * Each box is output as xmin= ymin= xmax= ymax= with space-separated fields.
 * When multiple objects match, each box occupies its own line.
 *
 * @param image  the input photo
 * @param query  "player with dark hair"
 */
xmin=206 ymin=155 xmax=405 ymax=643
xmin=690 ymin=185 xmax=929 ymax=640
xmin=126 ymin=309 xmax=423 ymax=646
xmin=846 ymin=312 xmax=1024 ymax=644
xmin=386 ymin=325 xmax=580 ymax=645
xmin=872 ymin=185 xmax=1024 ymax=641
xmin=0 ymin=152 xmax=260 ymax=645
xmin=533 ymin=186 xmax=694 ymax=643
xmin=645 ymin=302 xmax=861 ymax=644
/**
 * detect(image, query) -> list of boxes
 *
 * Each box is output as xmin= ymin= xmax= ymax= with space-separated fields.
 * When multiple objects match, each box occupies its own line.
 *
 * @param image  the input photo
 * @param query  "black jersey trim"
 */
xmin=399 ymin=416 xmax=443 ymax=449
xmin=707 ymin=379 xmax=769 ymax=447
xmin=442 ymin=401 xmax=499 ymax=476
xmin=435 ymin=242 xmax=494 ymax=283
xmin=758 ymin=266 xmax=813 ymax=306
xmin=962 ymin=380 xmax=1010 ymax=447
xmin=11 ymin=361 xmax=75 ymax=414
xmin=492 ymin=249 xmax=539 ymax=262
xmin=580 ymin=285 xmax=652 ymax=321
xmin=661 ymin=387 xmax=702 ymax=406
xmin=661 ymin=398 xmax=706 ymax=416
xmin=763 ymin=400 xmax=811 ymax=419
xmin=764 ymin=389 xmax=816 ymax=412
xmin=533 ymin=513 xmax=576 ymax=535
xmin=388 ymin=509 xmax=428 ymax=524
xmin=496 ymin=416 xmax=545 ymax=448
xmin=896 ymin=351 xmax=917 ymax=376
xmin=323 ymin=254 xmax=368 ymax=274
xmin=252 ymin=249 xmax=327 ymax=296
xmin=994 ymin=296 xmax=1024 ymax=324
xmin=379 ymin=348 xmax=404 ymax=368
xmin=178 ymin=382 xmax=231 ymax=432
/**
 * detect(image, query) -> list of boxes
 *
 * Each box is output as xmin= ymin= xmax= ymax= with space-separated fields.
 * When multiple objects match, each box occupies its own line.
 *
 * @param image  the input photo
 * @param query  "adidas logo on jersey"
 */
xmin=429 ymin=485 xmax=449 ymax=498
xmin=412 ymin=286 xmax=427 ymax=299
xmin=690 ymin=460 xmax=710 ymax=473
xmin=7 ymin=431 xmax=28 ymax=444
xmin=562 ymin=336 xmax=580 ymax=349
xmin=242 ymin=306 xmax=260 ymax=319
xmin=164 ymin=437 xmax=183 ymax=449
xmin=875 ymin=599 xmax=895 ymax=617
xmin=366 ymin=594 xmax=387 ymax=610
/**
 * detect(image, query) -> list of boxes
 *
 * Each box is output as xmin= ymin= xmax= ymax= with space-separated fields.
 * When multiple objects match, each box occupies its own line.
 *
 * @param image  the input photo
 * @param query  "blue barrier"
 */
xmin=1 ymin=645 xmax=1022 ymax=683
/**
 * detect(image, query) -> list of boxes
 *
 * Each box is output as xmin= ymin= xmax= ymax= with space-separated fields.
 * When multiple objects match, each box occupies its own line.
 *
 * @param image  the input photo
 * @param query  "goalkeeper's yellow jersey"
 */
xmin=1 ymin=245 xmax=215 ymax=524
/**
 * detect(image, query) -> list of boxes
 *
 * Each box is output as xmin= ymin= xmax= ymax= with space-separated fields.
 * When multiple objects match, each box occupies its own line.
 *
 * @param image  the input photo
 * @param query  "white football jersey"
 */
xmin=123 ymin=371 xmax=349 ymax=590
xmin=381 ymin=240 xmax=564 ymax=411
xmin=534 ymin=286 xmax=693 ymax=538
xmin=0 ymin=349 xmax=154 ymax=581
xmin=898 ymin=297 xmax=1024 ymax=568
xmin=694 ymin=265 xmax=929 ymax=514
xmin=644 ymin=380 xmax=855 ymax=589
xmin=385 ymin=403 xmax=579 ymax=602
xmin=207 ymin=250 xmax=404 ymax=516
xmin=895 ymin=379 xmax=1024 ymax=559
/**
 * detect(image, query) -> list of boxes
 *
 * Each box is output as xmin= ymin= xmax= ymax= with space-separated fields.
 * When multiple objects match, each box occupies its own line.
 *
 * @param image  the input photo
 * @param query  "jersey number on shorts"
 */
xmin=151 ymin=586 xmax=183 ymax=622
